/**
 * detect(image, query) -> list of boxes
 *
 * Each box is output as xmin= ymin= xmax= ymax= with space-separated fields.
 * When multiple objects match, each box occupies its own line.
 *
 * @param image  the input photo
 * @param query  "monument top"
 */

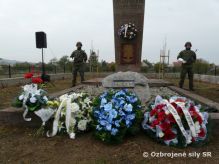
xmin=113 ymin=0 xmax=145 ymax=72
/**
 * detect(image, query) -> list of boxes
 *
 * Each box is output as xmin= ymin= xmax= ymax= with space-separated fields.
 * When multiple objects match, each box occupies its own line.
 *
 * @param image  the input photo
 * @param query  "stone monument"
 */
xmin=102 ymin=71 xmax=151 ymax=103
xmin=113 ymin=0 xmax=145 ymax=72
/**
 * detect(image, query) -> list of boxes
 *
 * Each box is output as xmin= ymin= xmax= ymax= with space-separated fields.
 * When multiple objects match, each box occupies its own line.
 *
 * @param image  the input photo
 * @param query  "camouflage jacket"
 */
xmin=177 ymin=50 xmax=197 ymax=65
xmin=70 ymin=50 xmax=87 ymax=64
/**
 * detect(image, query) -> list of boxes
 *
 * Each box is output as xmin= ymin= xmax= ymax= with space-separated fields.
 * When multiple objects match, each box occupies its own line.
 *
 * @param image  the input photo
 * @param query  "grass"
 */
xmin=166 ymin=78 xmax=219 ymax=103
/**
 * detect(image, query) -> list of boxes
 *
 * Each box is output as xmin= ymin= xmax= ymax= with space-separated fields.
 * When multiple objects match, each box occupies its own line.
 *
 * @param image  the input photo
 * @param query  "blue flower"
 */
xmin=126 ymin=96 xmax=138 ymax=103
xmin=100 ymin=119 xmax=108 ymax=126
xmin=111 ymin=128 xmax=119 ymax=136
xmin=101 ymin=98 xmax=107 ymax=107
xmin=126 ymin=114 xmax=135 ymax=120
xmin=106 ymin=123 xmax=112 ymax=131
xmin=104 ymin=103 xmax=113 ymax=112
xmin=124 ymin=104 xmax=133 ymax=112
xmin=115 ymin=90 xmax=126 ymax=97
xmin=114 ymin=119 xmax=121 ymax=128
xmin=118 ymin=110 xmax=125 ymax=117
xmin=109 ymin=109 xmax=118 ymax=119
xmin=125 ymin=120 xmax=132 ymax=128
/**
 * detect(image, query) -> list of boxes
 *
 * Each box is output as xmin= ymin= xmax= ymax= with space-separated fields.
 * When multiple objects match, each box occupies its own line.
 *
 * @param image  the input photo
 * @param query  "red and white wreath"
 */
xmin=142 ymin=96 xmax=209 ymax=147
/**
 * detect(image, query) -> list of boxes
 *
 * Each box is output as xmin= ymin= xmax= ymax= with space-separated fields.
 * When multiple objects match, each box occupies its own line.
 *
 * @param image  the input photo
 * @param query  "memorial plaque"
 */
xmin=113 ymin=0 xmax=145 ymax=71
xmin=113 ymin=80 xmax=135 ymax=88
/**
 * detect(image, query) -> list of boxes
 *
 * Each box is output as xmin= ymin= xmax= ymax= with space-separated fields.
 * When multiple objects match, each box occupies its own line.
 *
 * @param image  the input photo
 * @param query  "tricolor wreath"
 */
xmin=118 ymin=23 xmax=138 ymax=40
xmin=12 ymin=84 xmax=54 ymax=126
xmin=142 ymin=95 xmax=210 ymax=147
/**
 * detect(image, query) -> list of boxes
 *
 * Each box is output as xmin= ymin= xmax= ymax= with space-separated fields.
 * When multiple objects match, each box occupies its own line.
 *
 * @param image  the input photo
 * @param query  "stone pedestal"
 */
xmin=113 ymin=0 xmax=145 ymax=72
xmin=102 ymin=71 xmax=151 ymax=103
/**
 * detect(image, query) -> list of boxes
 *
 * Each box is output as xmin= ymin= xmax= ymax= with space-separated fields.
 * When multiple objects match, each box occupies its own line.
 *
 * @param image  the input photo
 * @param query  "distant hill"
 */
xmin=0 ymin=58 xmax=22 ymax=65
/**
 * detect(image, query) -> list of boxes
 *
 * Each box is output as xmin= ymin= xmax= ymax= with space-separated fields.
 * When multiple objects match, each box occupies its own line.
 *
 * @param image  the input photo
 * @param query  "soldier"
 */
xmin=70 ymin=42 xmax=87 ymax=87
xmin=177 ymin=42 xmax=197 ymax=91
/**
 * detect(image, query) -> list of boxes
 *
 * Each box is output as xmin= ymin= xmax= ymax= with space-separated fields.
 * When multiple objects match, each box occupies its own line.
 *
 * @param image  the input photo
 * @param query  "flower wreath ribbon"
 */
xmin=175 ymin=102 xmax=197 ymax=138
xmin=162 ymin=100 xmax=192 ymax=144
xmin=47 ymin=97 xmax=76 ymax=139
xmin=47 ymin=98 xmax=67 ymax=138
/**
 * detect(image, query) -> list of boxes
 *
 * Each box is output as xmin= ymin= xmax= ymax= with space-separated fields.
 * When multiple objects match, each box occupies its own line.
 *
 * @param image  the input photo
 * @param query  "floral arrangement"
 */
xmin=47 ymin=93 xmax=93 ymax=139
xmin=24 ymin=72 xmax=43 ymax=84
xmin=118 ymin=23 xmax=138 ymax=40
xmin=92 ymin=89 xmax=142 ymax=144
xmin=142 ymin=95 xmax=209 ymax=147
xmin=12 ymin=84 xmax=54 ymax=125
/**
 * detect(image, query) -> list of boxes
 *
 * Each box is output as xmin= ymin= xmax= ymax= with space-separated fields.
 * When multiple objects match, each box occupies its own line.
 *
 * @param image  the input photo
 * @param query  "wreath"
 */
xmin=142 ymin=95 xmax=210 ymax=148
xmin=118 ymin=23 xmax=138 ymax=40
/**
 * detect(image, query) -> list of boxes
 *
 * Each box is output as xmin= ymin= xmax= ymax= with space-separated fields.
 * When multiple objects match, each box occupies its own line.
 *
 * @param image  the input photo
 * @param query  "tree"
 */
xmin=58 ymin=56 xmax=70 ymax=67
xmin=48 ymin=57 xmax=58 ymax=65
xmin=193 ymin=58 xmax=211 ymax=74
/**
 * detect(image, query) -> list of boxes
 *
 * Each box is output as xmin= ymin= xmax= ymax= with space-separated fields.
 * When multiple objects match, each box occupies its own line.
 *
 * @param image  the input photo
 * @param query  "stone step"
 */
xmin=169 ymin=86 xmax=219 ymax=112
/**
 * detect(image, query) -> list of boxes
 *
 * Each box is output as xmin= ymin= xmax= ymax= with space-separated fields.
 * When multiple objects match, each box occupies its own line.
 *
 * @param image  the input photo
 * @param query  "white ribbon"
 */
xmin=162 ymin=100 xmax=192 ymax=144
xmin=22 ymin=94 xmax=31 ymax=122
xmin=175 ymin=102 xmax=197 ymax=138
xmin=47 ymin=98 xmax=67 ymax=138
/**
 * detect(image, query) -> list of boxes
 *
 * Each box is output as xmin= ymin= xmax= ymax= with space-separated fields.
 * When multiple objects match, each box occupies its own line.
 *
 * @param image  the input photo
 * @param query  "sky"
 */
xmin=0 ymin=0 xmax=219 ymax=64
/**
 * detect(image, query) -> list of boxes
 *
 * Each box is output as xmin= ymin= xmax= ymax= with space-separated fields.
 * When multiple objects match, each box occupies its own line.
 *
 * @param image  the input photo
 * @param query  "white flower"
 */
xmin=84 ymin=97 xmax=91 ymax=104
xmin=70 ymin=118 xmax=77 ymax=127
xmin=30 ymin=96 xmax=37 ymax=103
xmin=69 ymin=132 xmax=75 ymax=139
xmin=158 ymin=131 xmax=165 ymax=138
xmin=78 ymin=120 xmax=88 ymax=131
xmin=43 ymin=96 xmax=48 ymax=102
xmin=59 ymin=94 xmax=68 ymax=102
xmin=70 ymin=103 xmax=80 ymax=113
xmin=69 ymin=93 xmax=79 ymax=100
xmin=82 ymin=103 xmax=87 ymax=110
xmin=19 ymin=95 xmax=24 ymax=101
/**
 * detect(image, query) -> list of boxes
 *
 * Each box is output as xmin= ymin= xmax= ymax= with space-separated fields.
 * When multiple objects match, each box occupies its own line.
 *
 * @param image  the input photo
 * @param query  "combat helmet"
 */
xmin=185 ymin=42 xmax=192 ymax=47
xmin=76 ymin=42 xmax=83 ymax=47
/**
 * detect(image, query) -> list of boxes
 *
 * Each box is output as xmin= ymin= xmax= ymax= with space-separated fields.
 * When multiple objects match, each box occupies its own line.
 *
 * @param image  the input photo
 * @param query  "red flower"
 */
xmin=164 ymin=129 xmax=176 ymax=141
xmin=32 ymin=77 xmax=43 ymax=84
xmin=198 ymin=128 xmax=206 ymax=138
xmin=156 ymin=104 xmax=165 ymax=110
xmin=157 ymin=111 xmax=165 ymax=121
xmin=196 ymin=115 xmax=203 ymax=124
xmin=166 ymin=114 xmax=176 ymax=123
xmin=190 ymin=110 xmax=203 ymax=124
xmin=24 ymin=73 xmax=33 ymax=79
xmin=160 ymin=122 xmax=171 ymax=131
xmin=150 ymin=109 xmax=157 ymax=117
xmin=151 ymin=119 xmax=160 ymax=128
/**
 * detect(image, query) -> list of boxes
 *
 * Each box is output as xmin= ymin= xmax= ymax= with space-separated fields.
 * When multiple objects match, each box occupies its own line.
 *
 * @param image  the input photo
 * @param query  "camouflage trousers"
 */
xmin=72 ymin=63 xmax=85 ymax=86
xmin=179 ymin=65 xmax=194 ymax=90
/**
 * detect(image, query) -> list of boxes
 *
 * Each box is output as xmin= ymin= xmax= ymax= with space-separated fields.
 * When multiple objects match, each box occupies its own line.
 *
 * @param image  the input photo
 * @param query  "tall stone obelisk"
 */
xmin=113 ymin=0 xmax=145 ymax=72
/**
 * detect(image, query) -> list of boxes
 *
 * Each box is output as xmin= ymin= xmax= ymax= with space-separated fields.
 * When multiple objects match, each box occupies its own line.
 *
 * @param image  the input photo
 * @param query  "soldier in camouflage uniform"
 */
xmin=177 ymin=42 xmax=197 ymax=91
xmin=70 ymin=42 xmax=87 ymax=87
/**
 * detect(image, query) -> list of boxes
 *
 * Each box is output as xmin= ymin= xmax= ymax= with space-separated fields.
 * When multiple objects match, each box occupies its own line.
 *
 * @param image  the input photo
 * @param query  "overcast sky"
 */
xmin=0 ymin=0 xmax=219 ymax=64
